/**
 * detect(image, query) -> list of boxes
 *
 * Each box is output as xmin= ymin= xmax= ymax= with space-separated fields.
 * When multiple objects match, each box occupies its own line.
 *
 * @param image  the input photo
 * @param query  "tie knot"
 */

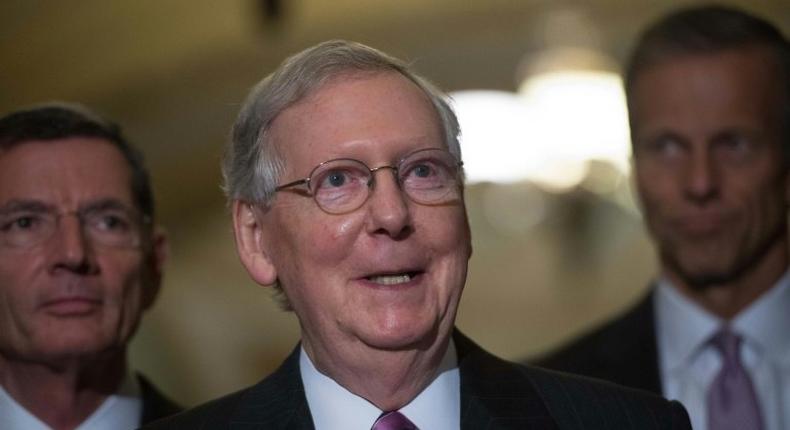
xmin=710 ymin=328 xmax=742 ymax=361
xmin=371 ymin=411 xmax=419 ymax=430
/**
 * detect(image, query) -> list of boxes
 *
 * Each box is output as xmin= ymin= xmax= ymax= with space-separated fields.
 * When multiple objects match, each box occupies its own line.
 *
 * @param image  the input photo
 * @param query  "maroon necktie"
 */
xmin=371 ymin=411 xmax=419 ymax=430
xmin=706 ymin=328 xmax=763 ymax=430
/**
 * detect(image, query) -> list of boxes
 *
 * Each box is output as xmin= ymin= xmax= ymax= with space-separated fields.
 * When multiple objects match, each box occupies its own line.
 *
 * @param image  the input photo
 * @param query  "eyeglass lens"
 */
xmin=308 ymin=149 xmax=461 ymax=214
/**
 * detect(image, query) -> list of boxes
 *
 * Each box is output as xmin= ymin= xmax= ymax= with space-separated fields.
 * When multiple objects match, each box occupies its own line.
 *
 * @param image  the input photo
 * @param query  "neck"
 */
xmin=0 ymin=350 xmax=127 ymax=430
xmin=303 ymin=332 xmax=450 ymax=411
xmin=667 ymin=237 xmax=788 ymax=320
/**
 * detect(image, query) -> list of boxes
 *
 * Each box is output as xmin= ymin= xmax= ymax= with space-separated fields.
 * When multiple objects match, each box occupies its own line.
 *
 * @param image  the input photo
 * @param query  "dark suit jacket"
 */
xmin=139 ymin=374 xmax=183 ymax=424
xmin=534 ymin=292 xmax=663 ymax=395
xmin=143 ymin=330 xmax=688 ymax=429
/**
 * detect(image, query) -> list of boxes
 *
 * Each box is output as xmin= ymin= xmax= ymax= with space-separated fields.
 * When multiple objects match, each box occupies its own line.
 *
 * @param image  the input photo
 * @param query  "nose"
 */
xmin=364 ymin=167 xmax=412 ymax=239
xmin=50 ymin=214 xmax=96 ymax=275
xmin=684 ymin=149 xmax=719 ymax=204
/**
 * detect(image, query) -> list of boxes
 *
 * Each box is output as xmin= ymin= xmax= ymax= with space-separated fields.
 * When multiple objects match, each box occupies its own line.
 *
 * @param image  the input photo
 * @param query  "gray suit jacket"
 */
xmin=143 ymin=330 xmax=689 ymax=429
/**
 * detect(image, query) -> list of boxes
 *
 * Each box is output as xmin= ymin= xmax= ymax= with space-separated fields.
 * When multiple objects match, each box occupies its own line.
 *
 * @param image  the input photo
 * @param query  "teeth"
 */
xmin=368 ymin=274 xmax=412 ymax=285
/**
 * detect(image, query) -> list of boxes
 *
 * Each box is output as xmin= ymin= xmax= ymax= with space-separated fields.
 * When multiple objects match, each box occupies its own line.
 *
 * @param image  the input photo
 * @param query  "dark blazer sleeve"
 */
xmin=455 ymin=330 xmax=690 ymax=430
xmin=524 ymin=367 xmax=690 ymax=430
xmin=532 ymin=291 xmax=663 ymax=394
xmin=140 ymin=346 xmax=314 ymax=429
xmin=138 ymin=374 xmax=183 ymax=424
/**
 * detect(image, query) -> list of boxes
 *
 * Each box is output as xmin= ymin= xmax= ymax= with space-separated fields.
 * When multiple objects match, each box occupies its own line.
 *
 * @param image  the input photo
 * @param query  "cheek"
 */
xmin=98 ymin=256 xmax=148 ymax=324
xmin=420 ymin=208 xmax=472 ymax=279
xmin=744 ymin=178 xmax=787 ymax=225
xmin=316 ymin=211 xmax=365 ymax=252
xmin=0 ymin=255 xmax=43 ymax=315
xmin=636 ymin=171 xmax=674 ymax=212
xmin=277 ymin=213 xmax=364 ymax=282
xmin=330 ymin=216 xmax=359 ymax=242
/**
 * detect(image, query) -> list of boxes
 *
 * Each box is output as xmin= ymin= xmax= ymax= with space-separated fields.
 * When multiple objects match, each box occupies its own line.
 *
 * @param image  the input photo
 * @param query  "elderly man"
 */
xmin=146 ymin=40 xmax=690 ymax=429
xmin=537 ymin=6 xmax=790 ymax=430
xmin=0 ymin=104 xmax=180 ymax=429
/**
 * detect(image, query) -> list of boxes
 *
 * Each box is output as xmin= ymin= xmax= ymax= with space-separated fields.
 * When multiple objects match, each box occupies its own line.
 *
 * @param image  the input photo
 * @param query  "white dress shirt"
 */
xmin=0 ymin=372 xmax=143 ymax=430
xmin=301 ymin=341 xmax=460 ymax=430
xmin=655 ymin=270 xmax=790 ymax=430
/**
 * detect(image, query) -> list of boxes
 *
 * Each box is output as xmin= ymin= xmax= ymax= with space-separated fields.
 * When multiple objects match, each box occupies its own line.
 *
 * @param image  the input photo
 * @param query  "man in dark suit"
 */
xmin=0 ymin=103 xmax=181 ymax=428
xmin=145 ymin=40 xmax=690 ymax=429
xmin=537 ymin=6 xmax=790 ymax=430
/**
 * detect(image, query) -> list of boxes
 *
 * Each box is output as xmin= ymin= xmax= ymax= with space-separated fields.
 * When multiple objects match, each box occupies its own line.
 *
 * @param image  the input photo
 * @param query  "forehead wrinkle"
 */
xmin=320 ymin=136 xmax=443 ymax=162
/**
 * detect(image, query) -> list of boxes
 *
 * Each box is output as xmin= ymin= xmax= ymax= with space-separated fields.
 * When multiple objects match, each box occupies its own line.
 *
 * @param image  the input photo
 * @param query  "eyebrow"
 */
xmin=80 ymin=199 xmax=136 ymax=213
xmin=0 ymin=199 xmax=54 ymax=215
xmin=0 ymin=198 xmax=135 ymax=216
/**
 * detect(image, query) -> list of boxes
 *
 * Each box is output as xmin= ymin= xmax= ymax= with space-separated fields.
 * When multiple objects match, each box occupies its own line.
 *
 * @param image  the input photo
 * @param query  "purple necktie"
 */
xmin=707 ymin=329 xmax=763 ymax=430
xmin=371 ymin=411 xmax=419 ymax=430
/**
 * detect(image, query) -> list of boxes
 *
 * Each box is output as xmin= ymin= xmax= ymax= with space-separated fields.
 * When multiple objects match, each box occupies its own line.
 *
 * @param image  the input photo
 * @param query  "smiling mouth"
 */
xmin=365 ymin=271 xmax=422 ymax=285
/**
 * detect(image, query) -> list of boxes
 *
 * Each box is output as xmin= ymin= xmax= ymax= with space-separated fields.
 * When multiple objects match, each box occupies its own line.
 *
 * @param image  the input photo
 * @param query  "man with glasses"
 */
xmin=0 ymin=103 xmax=180 ymax=428
xmin=145 ymin=40 xmax=690 ymax=429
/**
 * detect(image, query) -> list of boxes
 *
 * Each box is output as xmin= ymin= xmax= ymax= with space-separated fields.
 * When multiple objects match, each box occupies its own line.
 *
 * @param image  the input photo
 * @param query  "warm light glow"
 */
xmin=451 ymin=69 xmax=631 ymax=192
xmin=452 ymin=90 xmax=533 ymax=183
xmin=519 ymin=70 xmax=630 ymax=182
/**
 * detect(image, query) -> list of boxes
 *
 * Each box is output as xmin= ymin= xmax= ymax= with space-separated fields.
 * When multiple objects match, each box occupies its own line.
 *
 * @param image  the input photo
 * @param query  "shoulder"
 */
xmin=141 ymin=346 xmax=308 ymax=429
xmin=140 ymin=385 xmax=257 ymax=429
xmin=534 ymin=292 xmax=655 ymax=373
xmin=137 ymin=374 xmax=183 ymax=424
xmin=455 ymin=331 xmax=689 ymax=430
xmin=520 ymin=365 xmax=690 ymax=430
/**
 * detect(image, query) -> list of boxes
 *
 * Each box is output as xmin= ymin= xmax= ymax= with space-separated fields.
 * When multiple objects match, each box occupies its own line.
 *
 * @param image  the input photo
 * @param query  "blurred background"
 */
xmin=2 ymin=0 xmax=788 ymax=406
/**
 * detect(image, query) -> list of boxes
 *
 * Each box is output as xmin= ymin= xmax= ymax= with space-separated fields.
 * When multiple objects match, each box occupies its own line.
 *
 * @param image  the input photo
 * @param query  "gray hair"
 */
xmin=223 ymin=39 xmax=461 ymax=206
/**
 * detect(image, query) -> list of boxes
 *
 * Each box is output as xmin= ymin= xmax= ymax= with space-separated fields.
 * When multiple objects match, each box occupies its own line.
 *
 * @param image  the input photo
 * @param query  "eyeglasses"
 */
xmin=0 ymin=206 xmax=149 ymax=249
xmin=275 ymin=148 xmax=464 ymax=214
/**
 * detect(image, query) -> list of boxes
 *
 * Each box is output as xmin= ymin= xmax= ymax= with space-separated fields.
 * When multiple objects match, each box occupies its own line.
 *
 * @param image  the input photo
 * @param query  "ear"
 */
xmin=142 ymin=225 xmax=169 ymax=310
xmin=232 ymin=200 xmax=278 ymax=286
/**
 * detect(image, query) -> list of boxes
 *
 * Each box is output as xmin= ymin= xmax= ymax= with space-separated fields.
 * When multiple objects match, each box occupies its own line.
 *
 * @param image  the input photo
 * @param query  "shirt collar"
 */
xmin=655 ymin=268 xmax=790 ymax=370
xmin=300 ymin=341 xmax=460 ymax=430
xmin=731 ymin=269 xmax=790 ymax=360
xmin=655 ymin=279 xmax=721 ymax=371
xmin=0 ymin=371 xmax=142 ymax=430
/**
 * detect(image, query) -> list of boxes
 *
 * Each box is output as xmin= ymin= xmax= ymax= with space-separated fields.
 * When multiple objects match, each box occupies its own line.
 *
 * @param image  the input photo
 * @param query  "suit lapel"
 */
xmin=221 ymin=332 xmax=566 ymax=429
xmin=228 ymin=345 xmax=315 ymax=429
xmin=455 ymin=331 xmax=559 ymax=430
xmin=594 ymin=290 xmax=662 ymax=393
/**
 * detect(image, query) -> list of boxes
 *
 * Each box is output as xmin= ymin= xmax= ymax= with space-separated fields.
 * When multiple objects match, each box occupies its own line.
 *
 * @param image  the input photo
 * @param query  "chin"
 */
xmin=669 ymin=255 xmax=741 ymax=290
xmin=35 ymin=333 xmax=118 ymax=361
xmin=358 ymin=317 xmax=442 ymax=351
xmin=678 ymin=263 xmax=748 ymax=290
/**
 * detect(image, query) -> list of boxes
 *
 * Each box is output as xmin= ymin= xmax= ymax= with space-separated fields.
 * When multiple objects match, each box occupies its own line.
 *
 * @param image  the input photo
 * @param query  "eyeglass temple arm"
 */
xmin=275 ymin=178 xmax=309 ymax=191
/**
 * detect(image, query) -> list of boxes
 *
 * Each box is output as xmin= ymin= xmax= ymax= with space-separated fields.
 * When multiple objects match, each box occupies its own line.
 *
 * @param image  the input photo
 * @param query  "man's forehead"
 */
xmin=635 ymin=46 xmax=783 ymax=88
xmin=632 ymin=48 xmax=784 ymax=121
xmin=270 ymin=70 xmax=441 ymax=157
xmin=0 ymin=137 xmax=136 ymax=209
xmin=296 ymin=70 xmax=426 ymax=111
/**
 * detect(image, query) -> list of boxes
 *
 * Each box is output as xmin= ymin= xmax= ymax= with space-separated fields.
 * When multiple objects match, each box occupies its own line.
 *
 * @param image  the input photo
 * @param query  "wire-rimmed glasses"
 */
xmin=275 ymin=147 xmax=464 ymax=214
